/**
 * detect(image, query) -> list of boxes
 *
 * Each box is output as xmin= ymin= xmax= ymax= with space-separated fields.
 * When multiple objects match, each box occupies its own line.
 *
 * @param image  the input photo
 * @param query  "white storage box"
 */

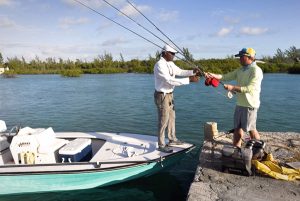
xmin=10 ymin=134 xmax=38 ymax=164
xmin=59 ymin=138 xmax=92 ymax=163
xmin=10 ymin=127 xmax=66 ymax=164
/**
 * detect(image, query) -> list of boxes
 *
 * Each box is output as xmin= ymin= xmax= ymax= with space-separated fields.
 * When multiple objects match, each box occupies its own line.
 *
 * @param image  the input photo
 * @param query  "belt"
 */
xmin=155 ymin=90 xmax=173 ymax=94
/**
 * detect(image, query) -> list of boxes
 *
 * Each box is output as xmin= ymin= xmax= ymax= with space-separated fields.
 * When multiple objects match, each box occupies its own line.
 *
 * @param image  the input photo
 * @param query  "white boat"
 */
xmin=0 ymin=120 xmax=195 ymax=195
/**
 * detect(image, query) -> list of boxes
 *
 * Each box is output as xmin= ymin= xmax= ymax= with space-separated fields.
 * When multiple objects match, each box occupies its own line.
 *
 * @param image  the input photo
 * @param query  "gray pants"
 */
xmin=154 ymin=91 xmax=177 ymax=147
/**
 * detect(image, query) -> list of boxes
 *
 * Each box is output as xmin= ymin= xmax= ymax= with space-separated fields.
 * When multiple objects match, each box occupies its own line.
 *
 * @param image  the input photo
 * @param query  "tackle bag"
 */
xmin=221 ymin=145 xmax=253 ymax=176
xmin=245 ymin=139 xmax=266 ymax=160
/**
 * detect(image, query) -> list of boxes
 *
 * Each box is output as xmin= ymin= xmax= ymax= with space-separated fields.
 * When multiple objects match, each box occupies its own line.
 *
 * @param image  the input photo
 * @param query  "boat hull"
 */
xmin=0 ymin=148 xmax=190 ymax=195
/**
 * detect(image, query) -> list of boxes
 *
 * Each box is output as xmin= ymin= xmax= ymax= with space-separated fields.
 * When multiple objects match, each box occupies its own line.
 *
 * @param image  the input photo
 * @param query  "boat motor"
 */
xmin=0 ymin=120 xmax=7 ymax=133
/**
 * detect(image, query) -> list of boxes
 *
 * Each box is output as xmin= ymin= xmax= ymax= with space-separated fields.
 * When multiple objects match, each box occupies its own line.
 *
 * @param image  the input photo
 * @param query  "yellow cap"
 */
xmin=235 ymin=48 xmax=256 ymax=58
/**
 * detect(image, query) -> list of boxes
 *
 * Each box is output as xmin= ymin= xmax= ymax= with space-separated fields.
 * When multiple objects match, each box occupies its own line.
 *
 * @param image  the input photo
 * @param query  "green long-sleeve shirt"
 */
xmin=222 ymin=62 xmax=263 ymax=108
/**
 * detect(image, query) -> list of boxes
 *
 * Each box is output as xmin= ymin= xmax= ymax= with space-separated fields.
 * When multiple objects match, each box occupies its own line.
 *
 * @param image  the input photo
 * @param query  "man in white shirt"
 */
xmin=154 ymin=44 xmax=200 ymax=153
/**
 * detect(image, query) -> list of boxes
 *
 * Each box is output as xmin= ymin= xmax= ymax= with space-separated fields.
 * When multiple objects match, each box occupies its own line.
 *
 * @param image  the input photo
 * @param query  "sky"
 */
xmin=0 ymin=0 xmax=299 ymax=62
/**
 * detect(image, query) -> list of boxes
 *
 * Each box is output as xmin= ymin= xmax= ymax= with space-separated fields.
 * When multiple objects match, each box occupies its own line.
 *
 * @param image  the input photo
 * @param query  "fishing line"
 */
xmin=126 ymin=0 xmax=206 ymax=76
xmin=214 ymin=87 xmax=231 ymax=99
xmin=73 ymin=0 xmax=232 ymax=99
xmin=103 ymin=0 xmax=205 ymax=76
xmin=73 ymin=0 xmax=200 ymax=69
xmin=73 ymin=0 xmax=163 ymax=50
xmin=102 ymin=0 xmax=171 ymax=49
xmin=125 ymin=0 xmax=236 ymax=100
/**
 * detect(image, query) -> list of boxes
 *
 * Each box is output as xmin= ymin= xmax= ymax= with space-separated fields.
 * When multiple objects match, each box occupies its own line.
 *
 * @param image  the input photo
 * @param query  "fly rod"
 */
xmin=102 ymin=0 xmax=205 ymax=75
xmin=102 ymin=0 xmax=171 ymax=50
xmin=73 ymin=0 xmax=163 ymax=50
xmin=126 ymin=0 xmax=206 ymax=76
xmin=73 ymin=0 xmax=232 ymax=99
xmin=73 ymin=0 xmax=201 ymax=70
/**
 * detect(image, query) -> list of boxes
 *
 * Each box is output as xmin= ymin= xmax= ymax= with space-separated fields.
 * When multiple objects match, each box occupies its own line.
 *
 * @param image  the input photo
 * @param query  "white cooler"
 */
xmin=59 ymin=138 xmax=92 ymax=163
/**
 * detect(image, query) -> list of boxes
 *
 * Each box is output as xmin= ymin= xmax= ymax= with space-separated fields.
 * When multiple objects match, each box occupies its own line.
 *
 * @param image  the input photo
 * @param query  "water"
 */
xmin=0 ymin=73 xmax=299 ymax=201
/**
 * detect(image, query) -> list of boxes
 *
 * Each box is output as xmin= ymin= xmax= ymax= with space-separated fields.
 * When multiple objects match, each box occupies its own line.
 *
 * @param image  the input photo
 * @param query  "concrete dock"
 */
xmin=187 ymin=132 xmax=300 ymax=201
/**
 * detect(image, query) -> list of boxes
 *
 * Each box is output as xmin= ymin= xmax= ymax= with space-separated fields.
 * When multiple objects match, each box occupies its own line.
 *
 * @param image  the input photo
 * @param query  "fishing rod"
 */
xmin=101 ymin=0 xmax=171 ymax=50
xmin=73 ymin=0 xmax=231 ymax=98
xmin=125 ymin=1 xmax=233 ymax=94
xmin=102 ymin=0 xmax=205 ymax=76
xmin=73 ymin=0 xmax=205 ymax=74
xmin=125 ymin=0 xmax=234 ymax=98
xmin=73 ymin=0 xmax=163 ymax=50
xmin=73 ymin=0 xmax=196 ymax=66
xmin=126 ymin=0 xmax=207 ymax=76
xmin=204 ymin=75 xmax=235 ymax=99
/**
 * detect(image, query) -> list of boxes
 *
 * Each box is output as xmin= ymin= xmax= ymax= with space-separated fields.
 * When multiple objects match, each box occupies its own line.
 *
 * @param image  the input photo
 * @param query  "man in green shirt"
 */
xmin=209 ymin=48 xmax=263 ymax=147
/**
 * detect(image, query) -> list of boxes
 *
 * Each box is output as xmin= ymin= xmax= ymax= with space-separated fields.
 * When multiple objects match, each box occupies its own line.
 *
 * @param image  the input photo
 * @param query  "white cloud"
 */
xmin=62 ymin=0 xmax=105 ymax=9
xmin=186 ymin=33 xmax=202 ymax=40
xmin=216 ymin=27 xmax=232 ymax=37
xmin=159 ymin=9 xmax=179 ymax=22
xmin=59 ymin=17 xmax=89 ymax=29
xmin=101 ymin=37 xmax=128 ymax=46
xmin=240 ymin=27 xmax=268 ymax=35
xmin=0 ymin=0 xmax=13 ymax=6
xmin=12 ymin=43 xmax=100 ymax=61
xmin=224 ymin=16 xmax=240 ymax=24
xmin=96 ymin=21 xmax=113 ymax=31
xmin=211 ymin=8 xmax=226 ymax=17
xmin=120 ymin=3 xmax=151 ymax=17
xmin=0 ymin=16 xmax=16 ymax=28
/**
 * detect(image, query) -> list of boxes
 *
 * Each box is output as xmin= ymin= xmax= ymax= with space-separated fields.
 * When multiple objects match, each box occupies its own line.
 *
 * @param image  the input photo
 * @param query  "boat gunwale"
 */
xmin=0 ymin=144 xmax=195 ymax=176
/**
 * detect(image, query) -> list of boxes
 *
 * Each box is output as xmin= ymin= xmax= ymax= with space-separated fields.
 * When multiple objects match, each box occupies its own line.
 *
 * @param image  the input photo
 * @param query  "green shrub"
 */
xmin=288 ymin=63 xmax=300 ymax=74
xmin=60 ymin=69 xmax=82 ymax=77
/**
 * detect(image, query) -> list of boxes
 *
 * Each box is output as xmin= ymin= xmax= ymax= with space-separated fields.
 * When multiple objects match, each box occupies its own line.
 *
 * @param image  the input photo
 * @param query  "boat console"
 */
xmin=9 ymin=127 xmax=68 ymax=164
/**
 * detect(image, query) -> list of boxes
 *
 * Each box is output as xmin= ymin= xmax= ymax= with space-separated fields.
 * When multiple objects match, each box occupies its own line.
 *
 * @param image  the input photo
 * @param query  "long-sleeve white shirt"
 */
xmin=154 ymin=57 xmax=194 ymax=93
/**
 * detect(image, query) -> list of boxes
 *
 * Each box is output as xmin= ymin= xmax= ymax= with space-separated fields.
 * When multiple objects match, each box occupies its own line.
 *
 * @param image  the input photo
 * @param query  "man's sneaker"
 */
xmin=158 ymin=146 xmax=173 ymax=153
xmin=168 ymin=140 xmax=184 ymax=146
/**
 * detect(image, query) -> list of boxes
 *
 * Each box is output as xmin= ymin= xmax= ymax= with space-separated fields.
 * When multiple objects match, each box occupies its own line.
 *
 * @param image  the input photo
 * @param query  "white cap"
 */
xmin=162 ymin=44 xmax=178 ymax=53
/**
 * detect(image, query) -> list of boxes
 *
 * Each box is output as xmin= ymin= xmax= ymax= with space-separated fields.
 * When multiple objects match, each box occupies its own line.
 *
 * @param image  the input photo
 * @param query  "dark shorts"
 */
xmin=234 ymin=105 xmax=258 ymax=132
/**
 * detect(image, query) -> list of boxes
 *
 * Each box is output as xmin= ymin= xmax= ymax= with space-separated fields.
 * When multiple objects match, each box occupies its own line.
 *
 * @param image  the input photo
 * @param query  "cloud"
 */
xmin=0 ymin=0 xmax=13 ymax=6
xmin=211 ymin=8 xmax=227 ymax=17
xmin=240 ymin=27 xmax=268 ymax=35
xmin=59 ymin=17 xmax=89 ymax=29
xmin=101 ymin=37 xmax=128 ymax=46
xmin=223 ymin=16 xmax=240 ymax=24
xmin=0 ymin=16 xmax=16 ymax=28
xmin=186 ymin=33 xmax=202 ymax=40
xmin=216 ymin=27 xmax=232 ymax=37
xmin=0 ymin=42 xmax=33 ymax=49
xmin=120 ymin=3 xmax=151 ymax=17
xmin=62 ymin=0 xmax=105 ymax=9
xmin=96 ymin=21 xmax=113 ymax=31
xmin=3 ymin=43 xmax=100 ymax=61
xmin=159 ymin=9 xmax=179 ymax=22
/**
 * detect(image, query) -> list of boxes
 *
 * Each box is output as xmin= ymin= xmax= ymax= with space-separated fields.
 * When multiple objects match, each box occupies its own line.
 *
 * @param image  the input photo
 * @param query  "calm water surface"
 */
xmin=0 ymin=73 xmax=299 ymax=201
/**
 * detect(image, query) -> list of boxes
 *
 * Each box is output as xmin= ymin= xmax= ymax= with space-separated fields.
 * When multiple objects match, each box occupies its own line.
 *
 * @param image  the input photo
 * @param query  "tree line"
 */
xmin=0 ymin=46 xmax=299 ymax=77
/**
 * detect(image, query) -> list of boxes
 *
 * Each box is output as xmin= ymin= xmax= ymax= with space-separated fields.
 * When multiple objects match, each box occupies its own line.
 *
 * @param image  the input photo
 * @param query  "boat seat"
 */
xmin=36 ymin=138 xmax=67 ymax=164
xmin=10 ymin=127 xmax=68 ymax=164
